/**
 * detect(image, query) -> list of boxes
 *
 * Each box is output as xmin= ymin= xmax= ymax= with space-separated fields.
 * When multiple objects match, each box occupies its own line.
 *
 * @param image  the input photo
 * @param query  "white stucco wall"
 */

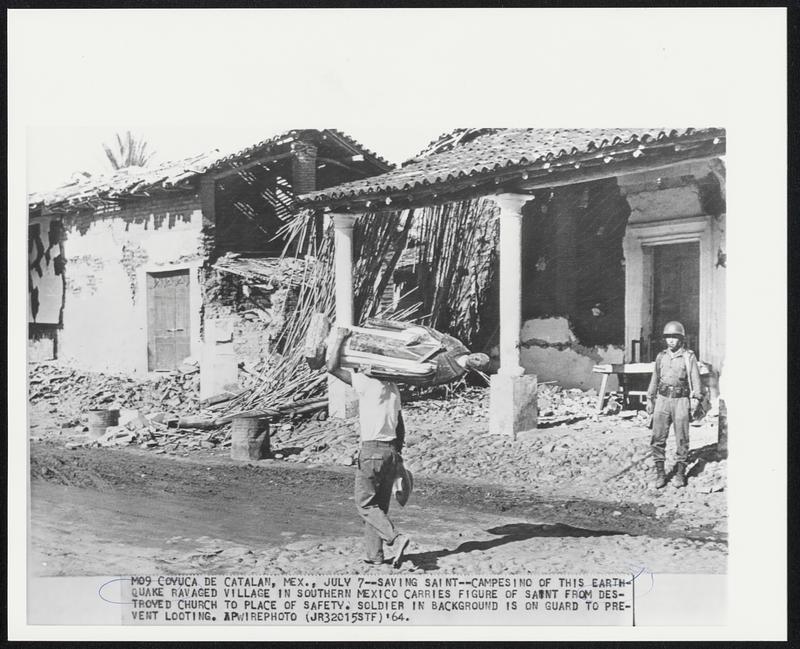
xmin=56 ymin=196 xmax=205 ymax=374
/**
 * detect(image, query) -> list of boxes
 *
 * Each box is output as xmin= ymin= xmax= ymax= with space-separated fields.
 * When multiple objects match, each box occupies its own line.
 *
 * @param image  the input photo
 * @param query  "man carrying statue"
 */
xmin=306 ymin=314 xmax=489 ymax=567
xmin=306 ymin=314 xmax=491 ymax=387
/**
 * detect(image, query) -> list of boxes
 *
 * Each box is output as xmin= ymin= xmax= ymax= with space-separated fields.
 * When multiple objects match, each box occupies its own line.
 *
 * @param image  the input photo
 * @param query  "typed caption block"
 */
xmin=120 ymin=574 xmax=633 ymax=625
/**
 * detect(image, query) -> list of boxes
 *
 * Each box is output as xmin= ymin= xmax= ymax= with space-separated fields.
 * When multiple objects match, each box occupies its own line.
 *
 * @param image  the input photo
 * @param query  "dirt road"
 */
xmin=30 ymin=441 xmax=726 ymax=577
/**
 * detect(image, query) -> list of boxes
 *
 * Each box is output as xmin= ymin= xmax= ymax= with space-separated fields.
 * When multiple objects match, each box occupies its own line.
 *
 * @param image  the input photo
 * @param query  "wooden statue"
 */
xmin=304 ymin=313 xmax=490 ymax=387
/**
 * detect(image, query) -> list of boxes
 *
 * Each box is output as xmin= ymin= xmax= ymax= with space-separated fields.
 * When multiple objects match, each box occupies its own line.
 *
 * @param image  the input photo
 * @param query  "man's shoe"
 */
xmin=672 ymin=462 xmax=687 ymax=488
xmin=363 ymin=558 xmax=384 ymax=566
xmin=650 ymin=461 xmax=668 ymax=489
xmin=390 ymin=534 xmax=410 ymax=568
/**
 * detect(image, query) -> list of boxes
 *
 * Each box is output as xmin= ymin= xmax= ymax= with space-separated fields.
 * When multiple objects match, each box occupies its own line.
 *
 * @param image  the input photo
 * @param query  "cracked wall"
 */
xmin=489 ymin=317 xmax=623 ymax=390
xmin=43 ymin=193 xmax=205 ymax=373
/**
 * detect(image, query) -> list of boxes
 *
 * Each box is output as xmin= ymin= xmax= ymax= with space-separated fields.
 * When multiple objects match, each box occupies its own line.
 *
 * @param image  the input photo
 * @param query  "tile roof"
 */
xmin=29 ymin=129 xmax=393 ymax=211
xmin=299 ymin=128 xmax=726 ymax=207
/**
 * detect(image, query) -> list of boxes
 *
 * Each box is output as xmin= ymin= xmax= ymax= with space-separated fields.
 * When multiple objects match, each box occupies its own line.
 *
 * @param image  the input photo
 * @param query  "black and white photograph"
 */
xmin=8 ymin=7 xmax=787 ymax=642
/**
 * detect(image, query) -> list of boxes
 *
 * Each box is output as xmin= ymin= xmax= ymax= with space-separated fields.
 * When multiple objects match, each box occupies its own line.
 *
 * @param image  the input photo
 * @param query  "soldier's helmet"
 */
xmin=662 ymin=321 xmax=686 ymax=337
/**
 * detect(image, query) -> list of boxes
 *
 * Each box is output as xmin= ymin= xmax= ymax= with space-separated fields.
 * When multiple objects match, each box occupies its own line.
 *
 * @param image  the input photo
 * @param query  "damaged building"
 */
xmin=28 ymin=129 xmax=392 ymax=397
xmin=298 ymin=128 xmax=727 ymax=436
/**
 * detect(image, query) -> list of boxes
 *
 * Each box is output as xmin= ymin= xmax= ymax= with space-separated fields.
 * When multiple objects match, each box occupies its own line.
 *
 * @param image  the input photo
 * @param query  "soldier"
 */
xmin=646 ymin=321 xmax=703 ymax=489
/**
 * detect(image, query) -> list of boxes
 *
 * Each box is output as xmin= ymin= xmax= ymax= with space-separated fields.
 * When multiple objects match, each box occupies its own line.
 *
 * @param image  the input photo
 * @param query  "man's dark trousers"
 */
xmin=355 ymin=440 xmax=401 ymax=562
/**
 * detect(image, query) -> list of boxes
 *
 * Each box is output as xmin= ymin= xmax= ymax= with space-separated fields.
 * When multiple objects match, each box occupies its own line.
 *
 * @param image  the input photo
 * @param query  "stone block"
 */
xmin=118 ymin=408 xmax=140 ymax=427
xmin=489 ymin=373 xmax=538 ymax=437
xmin=200 ymin=335 xmax=239 ymax=400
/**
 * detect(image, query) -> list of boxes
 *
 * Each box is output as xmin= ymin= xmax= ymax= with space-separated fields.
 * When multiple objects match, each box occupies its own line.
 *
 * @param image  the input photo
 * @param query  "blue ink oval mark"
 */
xmin=98 ymin=577 xmax=133 ymax=605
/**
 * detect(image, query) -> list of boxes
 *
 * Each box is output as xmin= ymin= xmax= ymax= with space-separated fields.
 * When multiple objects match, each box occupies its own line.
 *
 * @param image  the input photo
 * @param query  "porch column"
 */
xmin=487 ymin=193 xmax=538 ymax=437
xmin=328 ymin=212 xmax=359 ymax=419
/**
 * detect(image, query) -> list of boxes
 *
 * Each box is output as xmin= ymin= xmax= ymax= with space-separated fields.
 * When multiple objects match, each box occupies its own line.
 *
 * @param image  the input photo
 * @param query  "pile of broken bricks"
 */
xmin=29 ymin=361 xmax=231 ymax=453
xmin=29 ymin=361 xmax=331 ymax=454
xmin=29 ymin=360 xmax=203 ymax=419
xmin=66 ymin=409 xmax=230 ymax=454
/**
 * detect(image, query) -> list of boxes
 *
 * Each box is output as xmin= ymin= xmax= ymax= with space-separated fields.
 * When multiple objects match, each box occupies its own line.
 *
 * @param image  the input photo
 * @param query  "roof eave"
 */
xmin=29 ymin=128 xmax=393 ymax=211
xmin=297 ymin=134 xmax=726 ymax=212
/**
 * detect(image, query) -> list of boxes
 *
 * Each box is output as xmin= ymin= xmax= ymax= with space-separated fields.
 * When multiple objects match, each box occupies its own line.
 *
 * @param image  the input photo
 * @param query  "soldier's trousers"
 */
xmin=651 ymin=395 xmax=690 ymax=464
xmin=354 ymin=440 xmax=401 ymax=562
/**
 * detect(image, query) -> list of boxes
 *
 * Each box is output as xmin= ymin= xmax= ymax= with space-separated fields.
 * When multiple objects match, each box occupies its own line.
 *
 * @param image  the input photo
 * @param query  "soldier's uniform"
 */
xmin=646 ymin=322 xmax=702 ymax=488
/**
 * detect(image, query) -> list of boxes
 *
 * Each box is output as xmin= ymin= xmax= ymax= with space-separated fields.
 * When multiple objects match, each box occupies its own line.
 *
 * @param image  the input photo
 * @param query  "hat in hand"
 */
xmin=393 ymin=462 xmax=414 ymax=507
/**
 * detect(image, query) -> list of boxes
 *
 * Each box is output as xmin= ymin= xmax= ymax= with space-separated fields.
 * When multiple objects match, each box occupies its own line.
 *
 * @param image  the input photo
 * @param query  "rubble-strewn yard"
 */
xmin=271 ymin=386 xmax=726 ymax=538
xmin=28 ymin=361 xmax=727 ymax=544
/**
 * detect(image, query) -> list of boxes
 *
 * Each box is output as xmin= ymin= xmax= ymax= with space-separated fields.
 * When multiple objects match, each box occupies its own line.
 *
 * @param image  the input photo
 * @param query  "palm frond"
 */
xmin=102 ymin=131 xmax=155 ymax=170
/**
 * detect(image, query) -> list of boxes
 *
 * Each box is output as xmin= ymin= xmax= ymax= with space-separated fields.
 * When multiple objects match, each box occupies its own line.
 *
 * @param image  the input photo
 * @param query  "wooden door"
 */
xmin=147 ymin=270 xmax=191 ymax=371
xmin=651 ymin=242 xmax=700 ymax=356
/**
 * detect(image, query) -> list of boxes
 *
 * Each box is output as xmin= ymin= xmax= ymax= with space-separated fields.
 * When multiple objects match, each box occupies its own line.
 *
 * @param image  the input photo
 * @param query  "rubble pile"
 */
xmin=536 ymin=384 xmax=600 ymax=419
xmin=28 ymin=361 xmax=230 ymax=453
xmin=29 ymin=361 xmax=202 ymax=416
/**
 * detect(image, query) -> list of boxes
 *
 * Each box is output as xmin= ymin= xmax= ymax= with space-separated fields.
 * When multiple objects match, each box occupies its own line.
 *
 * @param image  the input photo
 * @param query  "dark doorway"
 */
xmin=652 ymin=242 xmax=700 ymax=356
xmin=147 ymin=270 xmax=191 ymax=371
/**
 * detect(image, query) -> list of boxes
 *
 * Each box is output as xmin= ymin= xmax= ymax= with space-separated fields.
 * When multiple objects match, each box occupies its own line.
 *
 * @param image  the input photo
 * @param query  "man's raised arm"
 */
xmin=326 ymin=326 xmax=352 ymax=386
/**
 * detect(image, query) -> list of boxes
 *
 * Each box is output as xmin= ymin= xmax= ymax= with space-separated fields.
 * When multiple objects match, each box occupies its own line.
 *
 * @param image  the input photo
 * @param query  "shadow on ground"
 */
xmin=405 ymin=521 xmax=625 ymax=571
xmin=659 ymin=443 xmax=725 ymax=481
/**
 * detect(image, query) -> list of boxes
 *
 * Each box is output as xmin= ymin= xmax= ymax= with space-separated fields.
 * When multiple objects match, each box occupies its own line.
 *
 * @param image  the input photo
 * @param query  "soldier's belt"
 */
xmin=657 ymin=383 xmax=690 ymax=398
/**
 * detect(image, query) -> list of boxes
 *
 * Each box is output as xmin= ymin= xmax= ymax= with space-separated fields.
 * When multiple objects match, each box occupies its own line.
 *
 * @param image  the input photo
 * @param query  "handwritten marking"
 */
xmin=98 ymin=577 xmax=133 ymax=605
xmin=626 ymin=564 xmax=655 ymax=596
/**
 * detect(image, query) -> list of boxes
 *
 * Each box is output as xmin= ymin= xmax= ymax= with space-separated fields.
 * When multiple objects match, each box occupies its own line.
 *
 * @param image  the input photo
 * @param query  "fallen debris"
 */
xmin=177 ymin=416 xmax=218 ymax=430
xmin=28 ymin=361 xmax=231 ymax=453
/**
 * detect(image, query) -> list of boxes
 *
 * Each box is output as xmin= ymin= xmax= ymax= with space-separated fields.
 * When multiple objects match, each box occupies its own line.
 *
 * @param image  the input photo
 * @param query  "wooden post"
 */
xmin=597 ymin=373 xmax=610 ymax=411
xmin=717 ymin=398 xmax=728 ymax=458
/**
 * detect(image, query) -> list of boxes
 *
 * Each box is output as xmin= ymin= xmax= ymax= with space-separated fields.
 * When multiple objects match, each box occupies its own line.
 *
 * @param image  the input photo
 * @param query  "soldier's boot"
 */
xmin=672 ymin=462 xmax=688 ymax=488
xmin=650 ymin=461 xmax=668 ymax=489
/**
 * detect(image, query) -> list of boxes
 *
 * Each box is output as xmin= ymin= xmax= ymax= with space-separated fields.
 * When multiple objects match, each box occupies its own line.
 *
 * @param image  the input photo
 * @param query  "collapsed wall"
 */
xmin=198 ymin=256 xmax=308 ymax=399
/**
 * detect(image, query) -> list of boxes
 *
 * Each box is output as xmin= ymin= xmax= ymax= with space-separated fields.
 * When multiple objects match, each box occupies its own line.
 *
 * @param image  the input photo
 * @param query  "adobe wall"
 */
xmin=488 ymin=317 xmax=624 ymax=390
xmin=50 ymin=193 xmax=206 ymax=374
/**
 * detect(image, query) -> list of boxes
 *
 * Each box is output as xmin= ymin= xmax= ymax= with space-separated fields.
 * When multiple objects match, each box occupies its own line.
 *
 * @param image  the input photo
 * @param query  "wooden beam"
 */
xmin=209 ymin=152 xmax=293 ymax=180
xmin=317 ymin=156 xmax=376 ymax=177
xmin=322 ymin=131 xmax=393 ymax=171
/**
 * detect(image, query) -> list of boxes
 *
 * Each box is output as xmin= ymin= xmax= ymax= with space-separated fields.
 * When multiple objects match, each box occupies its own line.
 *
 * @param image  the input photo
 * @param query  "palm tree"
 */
xmin=102 ymin=131 xmax=155 ymax=170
